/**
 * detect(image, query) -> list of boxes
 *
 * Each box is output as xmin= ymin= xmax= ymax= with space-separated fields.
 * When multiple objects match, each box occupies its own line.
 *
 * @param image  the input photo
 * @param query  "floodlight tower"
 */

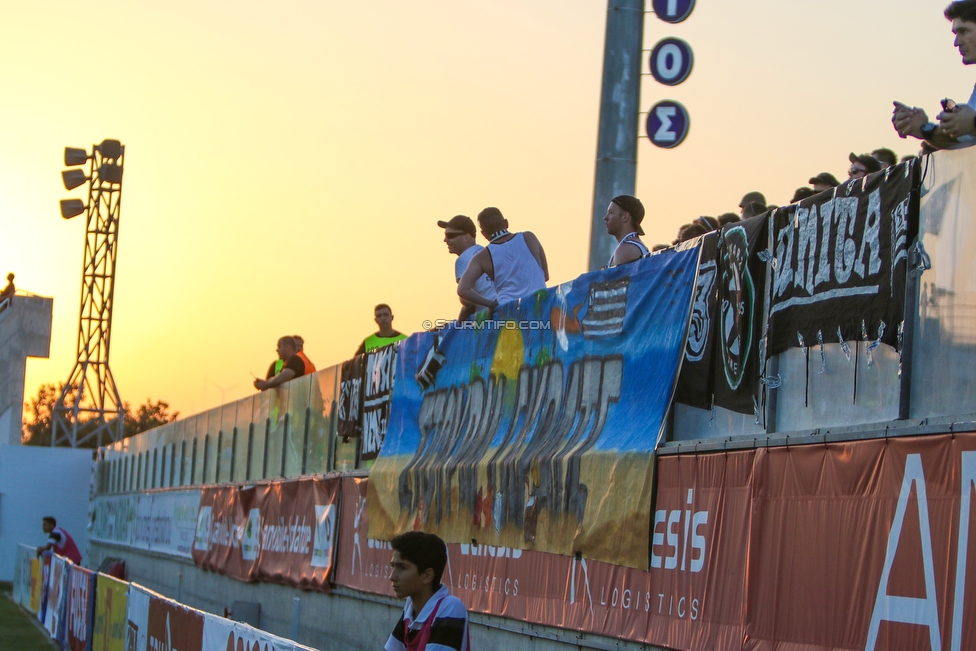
xmin=52 ymin=140 xmax=126 ymax=448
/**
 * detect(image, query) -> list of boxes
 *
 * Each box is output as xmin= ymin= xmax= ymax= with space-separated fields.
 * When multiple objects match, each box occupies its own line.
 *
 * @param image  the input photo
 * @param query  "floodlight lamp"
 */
xmin=98 ymin=163 xmax=123 ymax=184
xmin=62 ymin=169 xmax=88 ymax=191
xmin=97 ymin=140 xmax=122 ymax=160
xmin=64 ymin=147 xmax=88 ymax=166
xmin=60 ymin=199 xmax=86 ymax=220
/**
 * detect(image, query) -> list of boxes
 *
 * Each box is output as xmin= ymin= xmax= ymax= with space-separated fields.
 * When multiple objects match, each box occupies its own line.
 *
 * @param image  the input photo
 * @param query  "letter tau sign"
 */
xmin=647 ymin=100 xmax=690 ymax=148
xmin=649 ymin=38 xmax=694 ymax=86
xmin=652 ymin=0 xmax=695 ymax=24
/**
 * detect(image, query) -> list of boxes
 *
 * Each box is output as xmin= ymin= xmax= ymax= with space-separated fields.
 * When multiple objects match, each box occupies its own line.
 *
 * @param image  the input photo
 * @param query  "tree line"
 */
xmin=22 ymin=383 xmax=178 ymax=448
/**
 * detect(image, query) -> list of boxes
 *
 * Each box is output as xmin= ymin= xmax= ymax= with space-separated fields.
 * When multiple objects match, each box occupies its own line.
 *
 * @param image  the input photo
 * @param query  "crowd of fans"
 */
xmin=664 ymin=148 xmax=914 ymax=247
xmin=257 ymin=0 xmax=976 ymax=393
xmin=669 ymin=0 xmax=976 ymax=247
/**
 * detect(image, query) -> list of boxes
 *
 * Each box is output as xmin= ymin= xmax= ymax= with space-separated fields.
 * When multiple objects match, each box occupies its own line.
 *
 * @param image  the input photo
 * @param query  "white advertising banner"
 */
xmin=202 ymin=614 xmax=319 ymax=651
xmin=43 ymin=555 xmax=69 ymax=641
xmin=125 ymin=584 xmax=152 ymax=651
xmin=13 ymin=543 xmax=33 ymax=607
xmin=133 ymin=495 xmax=154 ymax=549
xmin=90 ymin=495 xmax=137 ymax=547
xmin=136 ymin=490 xmax=200 ymax=557
xmin=91 ymin=490 xmax=200 ymax=558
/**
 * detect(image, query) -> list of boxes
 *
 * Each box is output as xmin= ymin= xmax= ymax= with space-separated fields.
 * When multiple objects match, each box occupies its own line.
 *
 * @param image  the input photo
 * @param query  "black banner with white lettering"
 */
xmin=674 ymin=232 xmax=718 ymax=410
xmin=768 ymin=161 xmax=917 ymax=357
xmin=337 ymin=355 xmax=364 ymax=441
xmin=360 ymin=345 xmax=398 ymax=461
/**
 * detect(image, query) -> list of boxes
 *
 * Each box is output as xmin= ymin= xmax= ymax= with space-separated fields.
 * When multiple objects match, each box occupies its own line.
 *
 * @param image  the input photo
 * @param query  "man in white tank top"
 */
xmin=458 ymin=207 xmax=548 ymax=309
xmin=604 ymin=195 xmax=649 ymax=268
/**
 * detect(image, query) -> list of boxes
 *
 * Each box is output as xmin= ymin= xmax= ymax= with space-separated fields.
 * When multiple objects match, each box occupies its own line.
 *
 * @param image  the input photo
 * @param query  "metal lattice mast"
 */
xmin=52 ymin=140 xmax=126 ymax=447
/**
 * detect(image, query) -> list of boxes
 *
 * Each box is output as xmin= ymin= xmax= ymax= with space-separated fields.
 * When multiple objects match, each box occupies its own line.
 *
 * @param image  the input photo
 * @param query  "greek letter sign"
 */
xmin=647 ymin=100 xmax=690 ymax=148
xmin=652 ymin=0 xmax=695 ymax=24
xmin=649 ymin=38 xmax=694 ymax=86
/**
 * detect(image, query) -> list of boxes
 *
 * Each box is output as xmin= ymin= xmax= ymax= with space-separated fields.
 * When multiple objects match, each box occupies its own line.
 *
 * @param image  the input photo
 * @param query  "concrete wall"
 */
xmin=0 ymin=294 xmax=53 ymax=445
xmin=89 ymin=542 xmax=664 ymax=651
xmin=0 ymin=444 xmax=93 ymax=582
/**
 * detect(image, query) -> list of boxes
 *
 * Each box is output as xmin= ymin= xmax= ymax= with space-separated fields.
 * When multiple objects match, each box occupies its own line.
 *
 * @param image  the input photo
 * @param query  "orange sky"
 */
xmin=0 ymin=1 xmax=969 ymax=422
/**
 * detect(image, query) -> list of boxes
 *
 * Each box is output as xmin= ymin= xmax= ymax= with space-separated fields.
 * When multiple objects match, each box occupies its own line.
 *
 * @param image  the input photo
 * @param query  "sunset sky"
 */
xmin=0 ymin=1 xmax=968 ymax=423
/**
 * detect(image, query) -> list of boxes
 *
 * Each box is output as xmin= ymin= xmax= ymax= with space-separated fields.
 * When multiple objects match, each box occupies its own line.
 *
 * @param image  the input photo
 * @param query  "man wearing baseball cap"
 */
xmin=808 ymin=172 xmax=840 ymax=193
xmin=848 ymin=153 xmax=882 ymax=180
xmin=603 ymin=195 xmax=650 ymax=268
xmin=438 ymin=215 xmax=495 ymax=320
xmin=738 ymin=191 xmax=766 ymax=217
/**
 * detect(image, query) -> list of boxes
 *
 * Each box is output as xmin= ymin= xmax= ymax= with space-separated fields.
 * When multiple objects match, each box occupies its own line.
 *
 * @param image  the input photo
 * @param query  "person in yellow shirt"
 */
xmin=356 ymin=304 xmax=408 ymax=354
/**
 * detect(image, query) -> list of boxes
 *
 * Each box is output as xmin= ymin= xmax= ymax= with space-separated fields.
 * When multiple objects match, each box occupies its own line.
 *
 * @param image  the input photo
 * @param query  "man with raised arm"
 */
xmin=892 ymin=0 xmax=976 ymax=149
xmin=458 ymin=207 xmax=548 ymax=310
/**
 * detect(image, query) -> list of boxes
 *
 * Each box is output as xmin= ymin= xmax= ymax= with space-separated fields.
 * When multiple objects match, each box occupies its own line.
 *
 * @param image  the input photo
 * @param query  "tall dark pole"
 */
xmin=588 ymin=0 xmax=645 ymax=272
xmin=52 ymin=140 xmax=126 ymax=448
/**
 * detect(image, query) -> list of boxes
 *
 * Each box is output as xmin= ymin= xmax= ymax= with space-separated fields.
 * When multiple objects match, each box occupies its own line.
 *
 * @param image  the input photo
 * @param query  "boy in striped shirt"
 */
xmin=386 ymin=532 xmax=470 ymax=651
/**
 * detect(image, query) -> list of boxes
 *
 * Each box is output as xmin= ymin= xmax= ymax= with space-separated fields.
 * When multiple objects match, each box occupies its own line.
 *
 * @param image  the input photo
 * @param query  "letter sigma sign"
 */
xmin=652 ymin=0 xmax=695 ymax=24
xmin=647 ymin=100 xmax=690 ymax=148
xmin=650 ymin=38 xmax=693 ymax=86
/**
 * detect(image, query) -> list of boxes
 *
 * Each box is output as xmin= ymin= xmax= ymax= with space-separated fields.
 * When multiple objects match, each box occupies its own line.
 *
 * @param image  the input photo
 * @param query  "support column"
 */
xmin=588 ymin=0 xmax=645 ymax=272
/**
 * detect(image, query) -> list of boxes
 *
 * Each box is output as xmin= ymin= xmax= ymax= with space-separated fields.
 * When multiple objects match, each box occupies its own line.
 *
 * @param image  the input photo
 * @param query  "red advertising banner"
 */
xmin=193 ymin=477 xmax=339 ymax=591
xmin=646 ymin=449 xmax=753 ymax=651
xmin=335 ymin=477 xmax=392 ymax=596
xmin=744 ymin=433 xmax=976 ymax=651
xmin=340 ymin=434 xmax=976 ymax=651
xmin=147 ymin=593 xmax=205 ymax=651
xmin=338 ymin=475 xmax=731 ymax=645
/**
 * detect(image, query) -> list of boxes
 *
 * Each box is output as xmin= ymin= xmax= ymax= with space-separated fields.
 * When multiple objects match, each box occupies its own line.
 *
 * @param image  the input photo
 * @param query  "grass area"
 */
xmin=0 ymin=584 xmax=56 ymax=650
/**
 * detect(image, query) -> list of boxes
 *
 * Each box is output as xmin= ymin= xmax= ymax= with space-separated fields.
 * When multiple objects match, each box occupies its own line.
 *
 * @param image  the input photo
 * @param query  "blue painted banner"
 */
xmin=367 ymin=248 xmax=700 ymax=569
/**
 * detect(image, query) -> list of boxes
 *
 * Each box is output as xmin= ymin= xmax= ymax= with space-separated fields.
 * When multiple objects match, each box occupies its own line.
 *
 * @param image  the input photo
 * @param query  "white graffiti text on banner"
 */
xmin=362 ymin=345 xmax=397 ymax=461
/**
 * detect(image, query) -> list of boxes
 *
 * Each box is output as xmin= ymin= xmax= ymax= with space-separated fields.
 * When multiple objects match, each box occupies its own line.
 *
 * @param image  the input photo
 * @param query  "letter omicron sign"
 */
xmin=647 ymin=101 xmax=690 ymax=148
xmin=649 ymin=38 xmax=693 ymax=86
